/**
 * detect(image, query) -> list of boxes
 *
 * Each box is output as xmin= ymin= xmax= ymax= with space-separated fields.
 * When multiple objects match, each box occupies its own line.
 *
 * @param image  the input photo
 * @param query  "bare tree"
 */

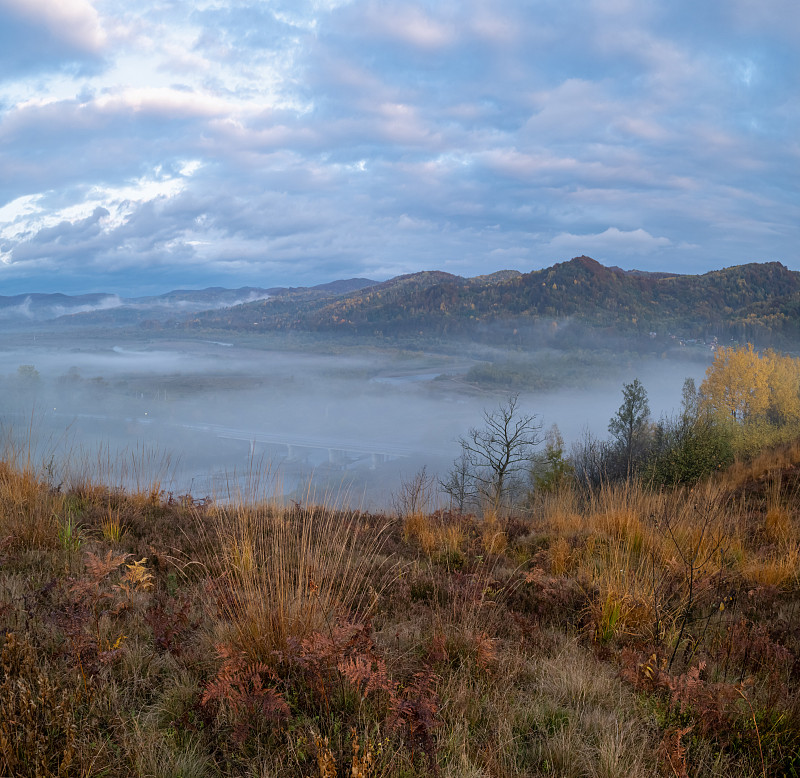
xmin=455 ymin=394 xmax=543 ymax=513
xmin=439 ymin=450 xmax=475 ymax=514
xmin=392 ymin=466 xmax=436 ymax=517
xmin=570 ymin=427 xmax=614 ymax=492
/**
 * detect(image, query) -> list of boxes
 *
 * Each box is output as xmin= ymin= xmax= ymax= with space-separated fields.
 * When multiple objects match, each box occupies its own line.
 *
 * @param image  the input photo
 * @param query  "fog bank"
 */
xmin=0 ymin=334 xmax=711 ymax=508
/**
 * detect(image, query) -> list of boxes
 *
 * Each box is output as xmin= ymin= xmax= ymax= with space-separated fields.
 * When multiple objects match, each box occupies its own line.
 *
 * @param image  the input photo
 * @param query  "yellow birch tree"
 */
xmin=764 ymin=349 xmax=800 ymax=425
xmin=700 ymin=343 xmax=770 ymax=422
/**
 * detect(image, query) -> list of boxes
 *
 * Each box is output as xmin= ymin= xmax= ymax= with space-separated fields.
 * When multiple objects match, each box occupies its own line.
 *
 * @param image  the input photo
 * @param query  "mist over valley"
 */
xmin=0 ymin=259 xmax=733 ymax=508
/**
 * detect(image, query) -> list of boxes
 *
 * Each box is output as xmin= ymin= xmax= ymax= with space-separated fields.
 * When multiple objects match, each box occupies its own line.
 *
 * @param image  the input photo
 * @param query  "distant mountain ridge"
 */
xmin=182 ymin=257 xmax=800 ymax=346
xmin=0 ymin=278 xmax=378 ymax=326
xmin=5 ymin=258 xmax=800 ymax=346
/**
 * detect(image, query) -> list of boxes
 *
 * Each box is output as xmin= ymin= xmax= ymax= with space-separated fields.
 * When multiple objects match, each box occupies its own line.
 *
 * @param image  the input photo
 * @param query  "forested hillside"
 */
xmin=177 ymin=257 xmax=800 ymax=345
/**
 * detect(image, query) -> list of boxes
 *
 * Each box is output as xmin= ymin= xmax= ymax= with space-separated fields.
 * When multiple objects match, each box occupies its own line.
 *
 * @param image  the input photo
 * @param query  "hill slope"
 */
xmin=184 ymin=257 xmax=800 ymax=345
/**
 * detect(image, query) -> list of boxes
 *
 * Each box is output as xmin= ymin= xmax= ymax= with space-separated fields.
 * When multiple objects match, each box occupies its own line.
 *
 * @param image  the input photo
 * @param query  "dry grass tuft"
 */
xmin=549 ymin=536 xmax=572 ymax=575
xmin=0 ymin=455 xmax=62 ymax=550
xmin=765 ymin=507 xmax=793 ymax=544
xmin=404 ymin=512 xmax=465 ymax=559
xmin=210 ymin=498 xmax=389 ymax=661
xmin=481 ymin=513 xmax=508 ymax=556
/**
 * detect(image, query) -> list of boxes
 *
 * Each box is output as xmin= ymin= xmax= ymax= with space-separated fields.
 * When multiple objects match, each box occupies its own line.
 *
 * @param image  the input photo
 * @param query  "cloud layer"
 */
xmin=1 ymin=0 xmax=798 ymax=293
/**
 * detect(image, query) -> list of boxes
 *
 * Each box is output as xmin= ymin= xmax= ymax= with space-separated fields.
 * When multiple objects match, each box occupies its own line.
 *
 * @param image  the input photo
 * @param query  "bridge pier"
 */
xmin=328 ymin=448 xmax=347 ymax=466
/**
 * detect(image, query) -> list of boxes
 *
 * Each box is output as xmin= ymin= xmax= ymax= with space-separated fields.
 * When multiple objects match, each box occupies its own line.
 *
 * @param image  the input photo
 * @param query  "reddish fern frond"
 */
xmin=668 ymin=662 xmax=705 ymax=709
xmin=657 ymin=724 xmax=693 ymax=778
xmin=426 ymin=632 xmax=449 ymax=665
xmin=255 ymin=686 xmax=291 ymax=723
xmin=339 ymin=654 xmax=396 ymax=700
xmin=84 ymin=549 xmax=130 ymax=582
xmin=665 ymin=661 xmax=739 ymax=736
xmin=201 ymin=644 xmax=290 ymax=739
xmin=339 ymin=655 xmax=373 ymax=689
xmin=621 ymin=651 xmax=740 ymax=738
xmin=474 ymin=631 xmax=498 ymax=672
xmin=388 ymin=669 xmax=441 ymax=774
xmin=145 ymin=595 xmax=195 ymax=655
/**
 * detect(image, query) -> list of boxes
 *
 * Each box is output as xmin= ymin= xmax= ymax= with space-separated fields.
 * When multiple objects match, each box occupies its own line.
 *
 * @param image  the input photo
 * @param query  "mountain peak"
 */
xmin=564 ymin=256 xmax=611 ymax=274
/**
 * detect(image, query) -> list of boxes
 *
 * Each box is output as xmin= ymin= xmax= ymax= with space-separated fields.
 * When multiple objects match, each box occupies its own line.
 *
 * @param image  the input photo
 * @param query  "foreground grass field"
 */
xmin=2 ymin=440 xmax=800 ymax=777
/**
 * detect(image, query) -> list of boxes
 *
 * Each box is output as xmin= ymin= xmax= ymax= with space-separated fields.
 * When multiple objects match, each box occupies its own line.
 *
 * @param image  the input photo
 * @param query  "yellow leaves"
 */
xmin=314 ymin=734 xmax=337 ymax=778
xmin=765 ymin=349 xmax=800 ymax=424
xmin=644 ymin=654 xmax=658 ymax=679
xmin=308 ymin=730 xmax=376 ymax=778
xmin=701 ymin=343 xmax=767 ymax=421
xmin=120 ymin=558 xmax=154 ymax=592
xmin=700 ymin=344 xmax=769 ymax=421
xmin=349 ymin=730 xmax=377 ymax=778
xmin=700 ymin=343 xmax=800 ymax=425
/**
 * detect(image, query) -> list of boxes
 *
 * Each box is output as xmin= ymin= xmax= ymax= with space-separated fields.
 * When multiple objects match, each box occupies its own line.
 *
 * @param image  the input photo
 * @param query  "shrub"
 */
xmin=646 ymin=416 xmax=734 ymax=486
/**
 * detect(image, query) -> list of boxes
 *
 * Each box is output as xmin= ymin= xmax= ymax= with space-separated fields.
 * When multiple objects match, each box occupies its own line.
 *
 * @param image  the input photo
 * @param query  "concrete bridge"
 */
xmin=182 ymin=422 xmax=415 ymax=469
xmin=36 ymin=412 xmax=424 ymax=470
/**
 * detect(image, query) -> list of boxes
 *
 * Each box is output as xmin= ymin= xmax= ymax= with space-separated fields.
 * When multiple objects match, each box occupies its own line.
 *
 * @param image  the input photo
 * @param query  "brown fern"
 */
xmin=620 ymin=651 xmax=740 ymax=739
xmin=339 ymin=652 xmax=395 ymax=700
xmin=145 ymin=594 xmax=195 ymax=655
xmin=387 ymin=668 xmax=441 ymax=775
xmin=474 ymin=630 xmax=498 ymax=672
xmin=657 ymin=724 xmax=693 ymax=778
xmin=202 ymin=643 xmax=290 ymax=744
xmin=426 ymin=632 xmax=449 ymax=665
xmin=667 ymin=661 xmax=739 ymax=735
xmin=85 ymin=549 xmax=131 ymax=581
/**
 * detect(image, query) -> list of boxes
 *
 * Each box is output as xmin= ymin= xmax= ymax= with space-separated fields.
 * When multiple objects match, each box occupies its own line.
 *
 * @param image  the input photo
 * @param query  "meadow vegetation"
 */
xmin=2 ymin=344 xmax=800 ymax=776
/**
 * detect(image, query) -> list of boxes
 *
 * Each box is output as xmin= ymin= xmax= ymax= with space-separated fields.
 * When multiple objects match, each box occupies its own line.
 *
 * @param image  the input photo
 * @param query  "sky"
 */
xmin=0 ymin=0 xmax=798 ymax=296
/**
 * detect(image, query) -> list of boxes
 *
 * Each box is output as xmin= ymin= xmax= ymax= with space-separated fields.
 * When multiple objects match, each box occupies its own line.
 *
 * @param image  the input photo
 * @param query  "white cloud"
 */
xmin=93 ymin=87 xmax=235 ymax=117
xmin=0 ymin=0 xmax=106 ymax=52
xmin=0 ymin=0 xmax=798 ymax=291
xmin=364 ymin=3 xmax=454 ymax=48
xmin=0 ymin=164 xmax=201 ymax=265
xmin=548 ymin=227 xmax=672 ymax=255
xmin=728 ymin=0 xmax=800 ymax=36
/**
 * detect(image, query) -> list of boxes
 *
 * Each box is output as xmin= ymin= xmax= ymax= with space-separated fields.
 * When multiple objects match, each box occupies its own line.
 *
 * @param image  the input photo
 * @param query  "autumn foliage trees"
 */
xmin=448 ymin=343 xmax=796 ymax=504
xmin=700 ymin=343 xmax=800 ymax=424
xmin=700 ymin=344 xmax=800 ymax=454
xmin=572 ymin=344 xmax=800 ymax=490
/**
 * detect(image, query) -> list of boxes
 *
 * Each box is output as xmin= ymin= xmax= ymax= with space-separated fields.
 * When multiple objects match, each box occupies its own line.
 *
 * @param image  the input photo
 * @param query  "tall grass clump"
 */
xmin=0 ymin=441 xmax=63 ymax=551
xmin=68 ymin=441 xmax=174 ymax=505
xmin=209 ymin=494 xmax=389 ymax=662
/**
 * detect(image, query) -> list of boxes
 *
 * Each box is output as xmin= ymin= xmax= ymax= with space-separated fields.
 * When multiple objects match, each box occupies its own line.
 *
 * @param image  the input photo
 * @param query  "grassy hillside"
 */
xmin=178 ymin=257 xmax=800 ymax=347
xmin=2 ymin=437 xmax=800 ymax=776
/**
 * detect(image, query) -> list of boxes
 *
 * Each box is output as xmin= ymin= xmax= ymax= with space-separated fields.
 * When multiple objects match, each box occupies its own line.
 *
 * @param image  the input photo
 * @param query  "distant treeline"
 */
xmin=164 ymin=257 xmax=800 ymax=348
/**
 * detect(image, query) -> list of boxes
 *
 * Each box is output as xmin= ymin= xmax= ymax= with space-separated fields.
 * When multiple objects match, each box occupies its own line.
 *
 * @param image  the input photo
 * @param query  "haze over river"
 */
xmin=0 ymin=334 xmax=710 ymax=508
